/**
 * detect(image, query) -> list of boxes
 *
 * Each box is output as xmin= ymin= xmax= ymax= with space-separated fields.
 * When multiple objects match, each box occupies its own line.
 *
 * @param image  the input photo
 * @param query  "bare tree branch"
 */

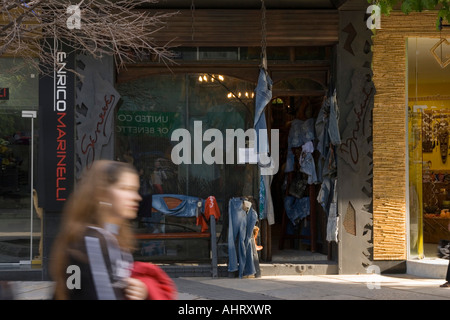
xmin=0 ymin=0 xmax=178 ymax=75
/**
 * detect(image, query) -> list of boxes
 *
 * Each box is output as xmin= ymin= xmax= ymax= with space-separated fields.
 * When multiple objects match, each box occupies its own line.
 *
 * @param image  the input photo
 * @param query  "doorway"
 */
xmin=265 ymin=93 xmax=332 ymax=262
xmin=0 ymin=109 xmax=40 ymax=265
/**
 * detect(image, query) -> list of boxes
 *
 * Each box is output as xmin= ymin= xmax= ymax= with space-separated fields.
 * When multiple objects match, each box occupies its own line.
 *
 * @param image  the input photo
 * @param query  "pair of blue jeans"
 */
xmin=227 ymin=197 xmax=257 ymax=278
xmin=328 ymin=89 xmax=341 ymax=146
xmin=284 ymin=196 xmax=310 ymax=226
xmin=315 ymin=90 xmax=340 ymax=182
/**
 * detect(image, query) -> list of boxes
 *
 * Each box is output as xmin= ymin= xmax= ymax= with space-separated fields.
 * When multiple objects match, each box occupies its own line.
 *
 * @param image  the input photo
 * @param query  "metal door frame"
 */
xmin=0 ymin=110 xmax=37 ymax=266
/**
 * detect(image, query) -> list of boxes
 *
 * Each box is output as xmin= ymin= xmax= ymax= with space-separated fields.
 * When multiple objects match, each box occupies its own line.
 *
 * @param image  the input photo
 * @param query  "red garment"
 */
xmin=196 ymin=196 xmax=221 ymax=232
xmin=131 ymin=262 xmax=177 ymax=300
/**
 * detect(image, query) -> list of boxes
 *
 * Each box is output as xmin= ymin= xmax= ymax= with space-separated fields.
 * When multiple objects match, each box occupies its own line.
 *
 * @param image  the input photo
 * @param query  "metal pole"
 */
xmin=210 ymin=215 xmax=218 ymax=278
xmin=22 ymin=110 xmax=36 ymax=262
xmin=30 ymin=115 xmax=34 ymax=262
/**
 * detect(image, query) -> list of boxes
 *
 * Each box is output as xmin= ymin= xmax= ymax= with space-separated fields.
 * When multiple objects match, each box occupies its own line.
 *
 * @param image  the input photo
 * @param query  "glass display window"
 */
xmin=408 ymin=37 xmax=450 ymax=259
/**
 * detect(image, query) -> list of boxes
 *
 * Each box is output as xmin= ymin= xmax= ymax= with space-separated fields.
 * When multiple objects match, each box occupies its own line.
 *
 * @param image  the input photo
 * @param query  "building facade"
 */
xmin=1 ymin=0 xmax=447 ymax=280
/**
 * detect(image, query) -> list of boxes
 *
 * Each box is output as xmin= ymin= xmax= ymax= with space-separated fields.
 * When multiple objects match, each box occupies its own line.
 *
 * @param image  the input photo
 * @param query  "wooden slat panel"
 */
xmin=149 ymin=9 xmax=338 ymax=47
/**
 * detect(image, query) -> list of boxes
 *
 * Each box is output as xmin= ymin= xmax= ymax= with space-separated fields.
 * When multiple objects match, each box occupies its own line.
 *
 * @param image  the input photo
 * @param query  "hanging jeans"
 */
xmin=259 ymin=174 xmax=275 ymax=225
xmin=317 ymin=176 xmax=332 ymax=212
xmin=315 ymin=93 xmax=340 ymax=182
xmin=328 ymin=89 xmax=341 ymax=146
xmin=285 ymin=118 xmax=315 ymax=173
xmin=300 ymin=151 xmax=318 ymax=185
xmin=227 ymin=197 xmax=257 ymax=278
xmin=151 ymin=194 xmax=203 ymax=217
xmin=284 ymin=195 xmax=311 ymax=226
xmin=326 ymin=178 xmax=339 ymax=242
xmin=254 ymin=68 xmax=273 ymax=157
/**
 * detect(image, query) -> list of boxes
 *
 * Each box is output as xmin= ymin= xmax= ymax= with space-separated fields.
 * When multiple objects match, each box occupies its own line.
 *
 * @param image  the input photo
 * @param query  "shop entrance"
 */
xmin=263 ymin=93 xmax=332 ymax=262
xmin=0 ymin=109 xmax=40 ymax=265
xmin=408 ymin=37 xmax=450 ymax=259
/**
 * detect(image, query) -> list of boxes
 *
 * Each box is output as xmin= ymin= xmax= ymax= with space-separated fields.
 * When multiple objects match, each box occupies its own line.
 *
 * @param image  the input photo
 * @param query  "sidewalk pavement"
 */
xmin=7 ymin=273 xmax=450 ymax=300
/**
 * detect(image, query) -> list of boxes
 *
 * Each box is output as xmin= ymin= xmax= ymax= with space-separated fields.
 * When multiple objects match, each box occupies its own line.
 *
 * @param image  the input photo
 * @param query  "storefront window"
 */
xmin=408 ymin=38 xmax=450 ymax=259
xmin=0 ymin=58 xmax=40 ymax=264
xmin=115 ymin=73 xmax=257 ymax=262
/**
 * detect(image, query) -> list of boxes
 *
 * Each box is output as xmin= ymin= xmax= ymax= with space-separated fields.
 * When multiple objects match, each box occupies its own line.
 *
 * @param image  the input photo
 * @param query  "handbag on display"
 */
xmin=437 ymin=239 xmax=450 ymax=259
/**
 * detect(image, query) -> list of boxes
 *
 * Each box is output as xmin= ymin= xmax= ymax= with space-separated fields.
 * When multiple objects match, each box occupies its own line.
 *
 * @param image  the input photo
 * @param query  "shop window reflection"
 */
xmin=115 ymin=73 xmax=257 ymax=262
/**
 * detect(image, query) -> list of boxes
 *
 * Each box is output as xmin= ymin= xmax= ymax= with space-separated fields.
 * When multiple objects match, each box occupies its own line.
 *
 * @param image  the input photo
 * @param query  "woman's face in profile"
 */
xmin=107 ymin=171 xmax=142 ymax=220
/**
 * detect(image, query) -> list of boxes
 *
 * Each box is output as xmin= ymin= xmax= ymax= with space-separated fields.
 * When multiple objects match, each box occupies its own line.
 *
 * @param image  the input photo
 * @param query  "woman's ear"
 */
xmin=96 ymin=187 xmax=111 ymax=207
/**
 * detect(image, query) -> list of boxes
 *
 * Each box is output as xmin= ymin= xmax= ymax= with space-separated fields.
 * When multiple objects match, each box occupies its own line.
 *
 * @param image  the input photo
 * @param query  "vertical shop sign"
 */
xmin=38 ymin=40 xmax=75 ymax=212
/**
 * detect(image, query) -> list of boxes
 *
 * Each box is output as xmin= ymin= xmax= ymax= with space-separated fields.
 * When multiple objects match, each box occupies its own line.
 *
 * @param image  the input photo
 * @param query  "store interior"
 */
xmin=408 ymin=37 xmax=450 ymax=259
xmin=265 ymin=94 xmax=332 ymax=263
